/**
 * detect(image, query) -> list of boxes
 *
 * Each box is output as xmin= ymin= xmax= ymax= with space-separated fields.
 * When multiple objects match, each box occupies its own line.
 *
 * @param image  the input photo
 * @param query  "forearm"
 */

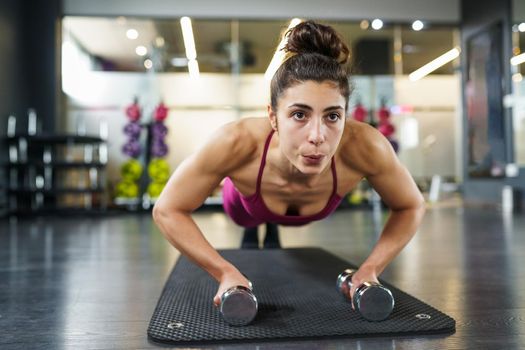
xmin=361 ymin=205 xmax=425 ymax=275
xmin=153 ymin=208 xmax=236 ymax=281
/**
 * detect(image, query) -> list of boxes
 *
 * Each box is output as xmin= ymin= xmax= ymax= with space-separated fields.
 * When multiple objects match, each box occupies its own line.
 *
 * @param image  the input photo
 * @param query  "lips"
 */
xmin=302 ymin=154 xmax=325 ymax=165
xmin=303 ymin=154 xmax=324 ymax=159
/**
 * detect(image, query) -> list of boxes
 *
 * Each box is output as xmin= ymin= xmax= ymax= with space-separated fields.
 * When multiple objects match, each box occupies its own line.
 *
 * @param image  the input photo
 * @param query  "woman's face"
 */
xmin=269 ymin=80 xmax=346 ymax=175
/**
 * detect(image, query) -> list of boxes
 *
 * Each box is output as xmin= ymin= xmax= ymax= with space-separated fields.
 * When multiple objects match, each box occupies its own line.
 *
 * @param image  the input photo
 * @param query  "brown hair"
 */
xmin=270 ymin=21 xmax=352 ymax=111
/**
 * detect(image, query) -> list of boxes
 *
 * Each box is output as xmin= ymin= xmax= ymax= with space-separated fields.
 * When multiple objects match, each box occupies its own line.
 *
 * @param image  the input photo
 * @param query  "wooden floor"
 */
xmin=1 ymin=201 xmax=525 ymax=349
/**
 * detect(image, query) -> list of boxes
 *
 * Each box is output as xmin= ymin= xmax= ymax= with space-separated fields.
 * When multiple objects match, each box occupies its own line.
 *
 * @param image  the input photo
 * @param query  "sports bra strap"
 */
xmin=255 ymin=129 xmax=275 ymax=193
xmin=330 ymin=157 xmax=338 ymax=196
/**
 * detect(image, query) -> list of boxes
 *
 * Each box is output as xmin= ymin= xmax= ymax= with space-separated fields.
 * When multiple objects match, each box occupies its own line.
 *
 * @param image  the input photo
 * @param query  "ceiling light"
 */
xmin=180 ymin=17 xmax=197 ymax=60
xmin=126 ymin=29 xmax=139 ymax=40
xmin=135 ymin=45 xmax=147 ymax=56
xmin=511 ymin=52 xmax=525 ymax=66
xmin=171 ymin=57 xmax=188 ymax=67
xmin=144 ymin=59 xmax=153 ymax=69
xmin=188 ymin=59 xmax=200 ymax=78
xmin=360 ymin=20 xmax=369 ymax=30
xmin=155 ymin=37 xmax=165 ymax=47
xmin=371 ymin=19 xmax=383 ymax=30
xmin=512 ymin=73 xmax=523 ymax=82
xmin=264 ymin=18 xmax=303 ymax=81
xmin=409 ymin=47 xmax=460 ymax=81
xmin=519 ymin=23 xmax=525 ymax=32
xmin=412 ymin=20 xmax=424 ymax=31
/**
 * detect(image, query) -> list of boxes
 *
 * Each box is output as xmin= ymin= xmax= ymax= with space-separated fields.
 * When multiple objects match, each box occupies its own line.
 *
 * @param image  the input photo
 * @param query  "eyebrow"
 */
xmin=288 ymin=103 xmax=344 ymax=112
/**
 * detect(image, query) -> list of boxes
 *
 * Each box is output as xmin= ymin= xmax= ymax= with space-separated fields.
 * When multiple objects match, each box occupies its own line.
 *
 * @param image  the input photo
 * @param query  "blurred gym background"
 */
xmin=0 ymin=0 xmax=524 ymax=216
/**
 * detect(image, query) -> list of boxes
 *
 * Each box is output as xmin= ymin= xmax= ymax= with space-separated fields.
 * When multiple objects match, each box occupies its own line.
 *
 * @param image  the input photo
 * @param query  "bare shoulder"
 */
xmin=338 ymin=119 xmax=397 ymax=176
xmin=194 ymin=117 xmax=270 ymax=176
xmin=154 ymin=117 xmax=270 ymax=213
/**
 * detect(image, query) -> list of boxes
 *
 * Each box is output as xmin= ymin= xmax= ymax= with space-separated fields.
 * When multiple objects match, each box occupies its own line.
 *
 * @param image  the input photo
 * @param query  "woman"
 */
xmin=153 ymin=21 xmax=425 ymax=307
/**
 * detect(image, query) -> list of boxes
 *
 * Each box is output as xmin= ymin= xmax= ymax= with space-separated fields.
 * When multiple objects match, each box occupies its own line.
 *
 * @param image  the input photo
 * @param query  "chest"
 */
xmin=260 ymin=178 xmax=333 ymax=216
xmin=230 ymin=158 xmax=363 ymax=216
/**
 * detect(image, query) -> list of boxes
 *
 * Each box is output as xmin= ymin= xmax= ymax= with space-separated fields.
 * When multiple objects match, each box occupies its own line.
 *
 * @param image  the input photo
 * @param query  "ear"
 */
xmin=267 ymin=104 xmax=278 ymax=131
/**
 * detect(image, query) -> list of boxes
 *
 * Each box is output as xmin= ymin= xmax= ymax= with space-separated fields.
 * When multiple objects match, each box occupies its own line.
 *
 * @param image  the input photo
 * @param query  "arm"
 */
xmin=152 ymin=121 xmax=256 ymax=304
xmin=361 ymin=141 xmax=425 ymax=276
xmin=342 ymin=124 xmax=425 ymax=300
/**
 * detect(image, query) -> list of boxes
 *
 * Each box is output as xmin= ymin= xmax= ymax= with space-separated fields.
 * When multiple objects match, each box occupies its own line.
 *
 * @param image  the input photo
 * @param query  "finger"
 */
xmin=349 ymin=285 xmax=356 ymax=310
xmin=213 ymin=294 xmax=221 ymax=307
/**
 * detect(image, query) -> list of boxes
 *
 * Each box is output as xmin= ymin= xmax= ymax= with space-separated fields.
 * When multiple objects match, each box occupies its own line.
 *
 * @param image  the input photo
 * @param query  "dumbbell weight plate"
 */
xmin=147 ymin=181 xmax=166 ymax=198
xmin=353 ymin=282 xmax=394 ymax=321
xmin=220 ymin=286 xmax=258 ymax=326
xmin=151 ymin=140 xmax=168 ymax=158
xmin=121 ymin=159 xmax=143 ymax=181
xmin=116 ymin=180 xmax=139 ymax=198
xmin=148 ymin=158 xmax=170 ymax=182
xmin=151 ymin=121 xmax=168 ymax=138
xmin=123 ymin=122 xmax=142 ymax=139
xmin=122 ymin=140 xmax=142 ymax=158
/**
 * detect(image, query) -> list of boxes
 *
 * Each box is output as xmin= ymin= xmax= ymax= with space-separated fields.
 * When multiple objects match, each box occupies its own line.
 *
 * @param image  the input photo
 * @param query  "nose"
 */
xmin=307 ymin=119 xmax=325 ymax=146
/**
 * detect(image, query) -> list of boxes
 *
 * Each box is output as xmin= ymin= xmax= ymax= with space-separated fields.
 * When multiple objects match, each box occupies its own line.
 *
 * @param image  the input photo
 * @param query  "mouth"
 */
xmin=303 ymin=154 xmax=325 ymax=159
xmin=302 ymin=154 xmax=325 ymax=165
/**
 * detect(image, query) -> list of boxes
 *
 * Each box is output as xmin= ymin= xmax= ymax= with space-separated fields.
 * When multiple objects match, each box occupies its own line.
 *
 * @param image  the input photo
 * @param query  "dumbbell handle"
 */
xmin=337 ymin=269 xmax=386 ymax=296
xmin=336 ymin=269 xmax=358 ymax=298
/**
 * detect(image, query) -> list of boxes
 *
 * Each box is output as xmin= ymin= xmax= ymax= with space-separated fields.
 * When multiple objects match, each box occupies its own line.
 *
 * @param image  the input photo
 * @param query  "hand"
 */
xmin=213 ymin=268 xmax=252 ymax=307
xmin=349 ymin=265 xmax=379 ymax=309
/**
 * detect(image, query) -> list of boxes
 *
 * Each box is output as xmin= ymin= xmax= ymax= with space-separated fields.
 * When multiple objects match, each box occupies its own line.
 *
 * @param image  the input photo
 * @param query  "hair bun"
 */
xmin=284 ymin=21 xmax=350 ymax=65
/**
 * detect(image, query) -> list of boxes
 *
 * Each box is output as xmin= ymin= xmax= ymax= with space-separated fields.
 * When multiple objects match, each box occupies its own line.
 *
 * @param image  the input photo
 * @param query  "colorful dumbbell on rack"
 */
xmin=116 ymin=98 xmax=143 ymax=199
xmin=352 ymin=100 xmax=368 ymax=123
xmin=377 ymin=99 xmax=399 ymax=153
xmin=147 ymin=102 xmax=171 ymax=199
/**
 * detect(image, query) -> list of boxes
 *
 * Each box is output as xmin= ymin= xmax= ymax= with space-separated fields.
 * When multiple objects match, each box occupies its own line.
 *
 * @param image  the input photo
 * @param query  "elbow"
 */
xmin=152 ymin=202 xmax=169 ymax=224
xmin=416 ymin=195 xmax=426 ymax=219
xmin=152 ymin=202 xmax=188 ymax=225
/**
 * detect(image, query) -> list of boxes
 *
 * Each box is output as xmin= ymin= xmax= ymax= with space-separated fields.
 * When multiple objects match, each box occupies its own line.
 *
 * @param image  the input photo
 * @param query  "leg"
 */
xmin=241 ymin=226 xmax=259 ymax=249
xmin=263 ymin=222 xmax=281 ymax=249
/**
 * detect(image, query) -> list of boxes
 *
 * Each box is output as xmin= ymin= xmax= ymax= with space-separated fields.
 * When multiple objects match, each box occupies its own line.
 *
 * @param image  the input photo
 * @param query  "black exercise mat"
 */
xmin=148 ymin=248 xmax=455 ymax=344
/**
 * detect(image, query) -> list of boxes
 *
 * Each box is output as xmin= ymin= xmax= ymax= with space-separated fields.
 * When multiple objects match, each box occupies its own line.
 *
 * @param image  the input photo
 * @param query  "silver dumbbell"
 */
xmin=219 ymin=280 xmax=258 ymax=326
xmin=337 ymin=269 xmax=394 ymax=321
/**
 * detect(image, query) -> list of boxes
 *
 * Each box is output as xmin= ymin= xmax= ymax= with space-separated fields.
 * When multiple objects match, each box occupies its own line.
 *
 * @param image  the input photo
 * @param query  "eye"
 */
xmin=327 ymin=113 xmax=341 ymax=122
xmin=292 ymin=111 xmax=306 ymax=121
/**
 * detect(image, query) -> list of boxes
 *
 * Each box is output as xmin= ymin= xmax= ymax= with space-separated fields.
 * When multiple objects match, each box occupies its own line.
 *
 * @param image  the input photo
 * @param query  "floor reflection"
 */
xmin=0 ymin=205 xmax=524 ymax=349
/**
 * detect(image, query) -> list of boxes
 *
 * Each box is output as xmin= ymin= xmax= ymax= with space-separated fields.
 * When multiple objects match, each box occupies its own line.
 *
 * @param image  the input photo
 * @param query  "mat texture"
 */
xmin=148 ymin=248 xmax=455 ymax=344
